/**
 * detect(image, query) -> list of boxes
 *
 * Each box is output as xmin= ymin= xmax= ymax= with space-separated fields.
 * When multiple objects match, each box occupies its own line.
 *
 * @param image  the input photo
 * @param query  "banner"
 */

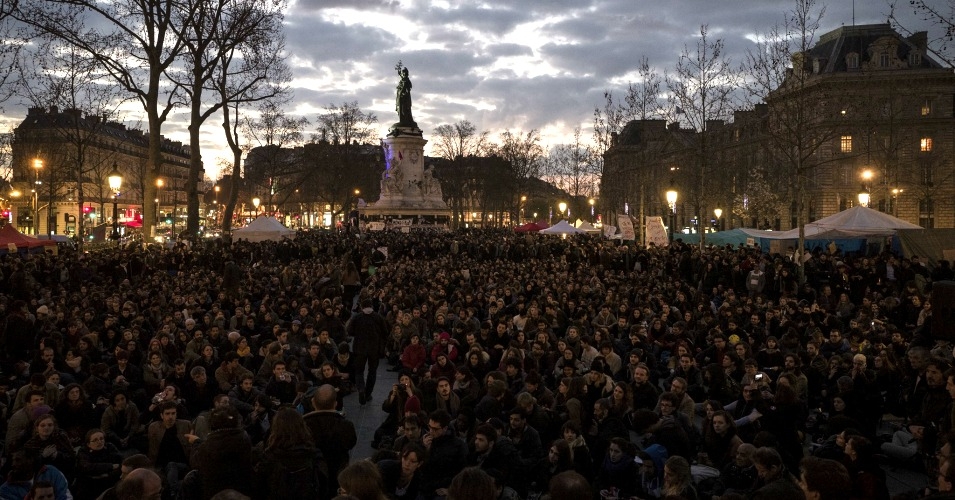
xmin=603 ymin=225 xmax=617 ymax=239
xmin=645 ymin=216 xmax=669 ymax=247
xmin=367 ymin=222 xmax=386 ymax=231
xmin=617 ymin=215 xmax=635 ymax=241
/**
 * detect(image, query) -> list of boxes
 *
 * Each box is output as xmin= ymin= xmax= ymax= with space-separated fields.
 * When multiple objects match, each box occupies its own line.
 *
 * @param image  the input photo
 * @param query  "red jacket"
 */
xmin=401 ymin=343 xmax=427 ymax=370
xmin=430 ymin=342 xmax=459 ymax=363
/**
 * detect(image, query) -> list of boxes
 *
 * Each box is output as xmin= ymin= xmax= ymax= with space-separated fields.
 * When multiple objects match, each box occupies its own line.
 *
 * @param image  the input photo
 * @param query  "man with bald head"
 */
xmin=303 ymin=384 xmax=357 ymax=496
xmin=115 ymin=468 xmax=162 ymax=500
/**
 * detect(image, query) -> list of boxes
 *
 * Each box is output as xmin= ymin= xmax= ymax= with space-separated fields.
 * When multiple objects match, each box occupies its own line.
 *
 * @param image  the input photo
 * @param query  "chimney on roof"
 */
xmin=49 ymin=105 xmax=59 ymax=114
xmin=908 ymin=32 xmax=928 ymax=52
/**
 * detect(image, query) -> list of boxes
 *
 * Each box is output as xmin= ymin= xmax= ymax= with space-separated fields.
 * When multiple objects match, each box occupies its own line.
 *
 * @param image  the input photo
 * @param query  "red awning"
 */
xmin=124 ymin=220 xmax=143 ymax=228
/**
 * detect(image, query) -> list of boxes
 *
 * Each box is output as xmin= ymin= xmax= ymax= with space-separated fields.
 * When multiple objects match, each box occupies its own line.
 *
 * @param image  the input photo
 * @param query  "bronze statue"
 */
xmin=396 ymin=66 xmax=416 ymax=127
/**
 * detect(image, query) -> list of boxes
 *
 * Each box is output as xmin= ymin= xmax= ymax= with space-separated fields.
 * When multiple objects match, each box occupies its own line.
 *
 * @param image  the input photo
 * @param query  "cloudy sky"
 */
xmin=4 ymin=0 xmax=945 ymax=180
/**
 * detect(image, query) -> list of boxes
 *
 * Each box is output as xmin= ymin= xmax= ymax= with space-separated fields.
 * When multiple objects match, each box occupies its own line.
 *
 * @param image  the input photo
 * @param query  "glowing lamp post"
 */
xmin=558 ymin=202 xmax=567 ymax=220
xmin=665 ymin=186 xmax=678 ymax=243
xmin=714 ymin=207 xmax=723 ymax=231
xmin=108 ymin=165 xmax=123 ymax=243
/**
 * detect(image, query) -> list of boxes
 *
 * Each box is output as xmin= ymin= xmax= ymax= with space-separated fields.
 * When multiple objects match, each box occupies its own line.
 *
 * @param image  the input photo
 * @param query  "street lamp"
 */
xmin=108 ymin=164 xmax=123 ymax=243
xmin=155 ymin=178 xmax=164 ymax=230
xmin=665 ymin=185 xmax=678 ymax=243
xmin=32 ymin=159 xmax=43 ymax=235
xmin=558 ymin=202 xmax=567 ymax=220
xmin=252 ymin=197 xmax=261 ymax=217
xmin=891 ymin=188 xmax=903 ymax=217
xmin=859 ymin=169 xmax=873 ymax=208
xmin=589 ymin=198 xmax=595 ymax=221
xmin=714 ymin=207 xmax=723 ymax=231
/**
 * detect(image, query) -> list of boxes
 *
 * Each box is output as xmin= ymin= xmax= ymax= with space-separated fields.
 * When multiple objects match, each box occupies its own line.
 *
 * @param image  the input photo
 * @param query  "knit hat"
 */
xmin=404 ymin=395 xmax=421 ymax=414
xmin=438 ymin=332 xmax=451 ymax=341
xmin=36 ymin=305 xmax=49 ymax=315
xmin=728 ymin=334 xmax=741 ymax=345
xmin=31 ymin=405 xmax=52 ymax=421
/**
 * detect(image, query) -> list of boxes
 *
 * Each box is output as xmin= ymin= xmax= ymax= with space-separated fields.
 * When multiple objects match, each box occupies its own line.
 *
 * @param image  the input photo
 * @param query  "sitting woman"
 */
xmin=23 ymin=414 xmax=77 ymax=480
xmin=529 ymin=439 xmax=575 ymax=496
xmin=428 ymin=353 xmax=457 ymax=381
xmin=377 ymin=442 xmax=426 ymax=500
xmin=699 ymin=410 xmax=743 ymax=468
xmin=376 ymin=372 xmax=422 ymax=449
xmin=73 ymin=429 xmax=122 ymax=500
xmin=54 ymin=383 xmax=97 ymax=446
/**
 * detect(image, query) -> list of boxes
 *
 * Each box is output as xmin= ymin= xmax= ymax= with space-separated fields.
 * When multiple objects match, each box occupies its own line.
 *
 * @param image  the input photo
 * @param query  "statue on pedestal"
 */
xmin=396 ymin=64 xmax=416 ymax=128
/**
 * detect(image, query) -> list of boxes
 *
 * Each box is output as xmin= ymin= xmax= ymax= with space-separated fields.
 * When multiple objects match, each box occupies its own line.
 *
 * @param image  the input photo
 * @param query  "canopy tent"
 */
xmin=0 ymin=225 xmax=57 ymax=254
xmin=539 ymin=220 xmax=584 ymax=235
xmin=756 ymin=206 xmax=921 ymax=240
xmin=574 ymin=220 xmax=601 ymax=234
xmin=895 ymin=229 xmax=955 ymax=266
xmin=233 ymin=216 xmax=296 ymax=242
xmin=675 ymin=228 xmax=757 ymax=247
xmin=515 ymin=221 xmax=548 ymax=233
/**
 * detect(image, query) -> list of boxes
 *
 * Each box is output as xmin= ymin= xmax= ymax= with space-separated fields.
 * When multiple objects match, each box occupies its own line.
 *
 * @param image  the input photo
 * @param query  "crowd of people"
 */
xmin=0 ymin=227 xmax=954 ymax=500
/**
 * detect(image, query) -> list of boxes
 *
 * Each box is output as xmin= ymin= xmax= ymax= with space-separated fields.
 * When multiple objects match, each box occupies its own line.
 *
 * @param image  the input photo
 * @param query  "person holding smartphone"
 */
xmin=264 ymin=360 xmax=298 ymax=405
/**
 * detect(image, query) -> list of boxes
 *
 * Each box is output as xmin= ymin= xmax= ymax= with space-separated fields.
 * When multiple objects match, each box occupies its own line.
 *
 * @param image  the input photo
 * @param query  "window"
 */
xmin=880 ymin=52 xmax=890 ymax=67
xmin=919 ymin=198 xmax=935 ymax=228
xmin=910 ymin=53 xmax=922 ymax=66
xmin=920 ymin=163 xmax=934 ymax=186
xmin=840 ymin=135 xmax=853 ymax=153
xmin=813 ymin=59 xmax=821 ymax=74
xmin=921 ymin=137 xmax=933 ymax=152
xmin=921 ymin=100 xmax=932 ymax=116
xmin=846 ymin=53 xmax=859 ymax=69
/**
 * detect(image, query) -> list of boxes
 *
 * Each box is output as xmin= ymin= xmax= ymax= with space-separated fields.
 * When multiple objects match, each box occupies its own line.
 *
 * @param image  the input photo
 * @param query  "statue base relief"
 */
xmin=362 ymin=129 xmax=451 ymax=222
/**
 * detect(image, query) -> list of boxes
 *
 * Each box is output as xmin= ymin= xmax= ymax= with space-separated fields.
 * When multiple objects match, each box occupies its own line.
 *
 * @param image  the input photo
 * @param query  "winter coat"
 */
xmin=191 ymin=427 xmax=254 ymax=500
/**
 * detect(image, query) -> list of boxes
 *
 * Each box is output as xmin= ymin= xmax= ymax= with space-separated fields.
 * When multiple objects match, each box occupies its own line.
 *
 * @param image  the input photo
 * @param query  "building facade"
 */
xmin=602 ymin=24 xmax=955 ymax=233
xmin=9 ymin=106 xmax=195 ymax=237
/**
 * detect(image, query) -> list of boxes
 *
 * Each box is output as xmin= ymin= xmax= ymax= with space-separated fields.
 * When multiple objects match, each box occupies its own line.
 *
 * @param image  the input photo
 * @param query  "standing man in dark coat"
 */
xmin=303 ymin=384 xmax=357 ymax=496
xmin=347 ymin=298 xmax=389 ymax=404
xmin=188 ymin=406 xmax=253 ymax=499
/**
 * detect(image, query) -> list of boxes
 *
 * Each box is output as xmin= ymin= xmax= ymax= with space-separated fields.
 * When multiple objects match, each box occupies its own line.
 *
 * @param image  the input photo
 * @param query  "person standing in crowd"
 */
xmin=303 ymin=384 xmax=357 ymax=496
xmin=348 ymin=299 xmax=389 ymax=405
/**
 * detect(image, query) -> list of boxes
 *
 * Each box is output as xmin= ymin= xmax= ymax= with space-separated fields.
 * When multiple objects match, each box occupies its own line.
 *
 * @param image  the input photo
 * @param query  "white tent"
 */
xmin=757 ymin=206 xmax=922 ymax=240
xmin=540 ymin=220 xmax=585 ymax=235
xmin=574 ymin=219 xmax=601 ymax=233
xmin=233 ymin=216 xmax=296 ymax=242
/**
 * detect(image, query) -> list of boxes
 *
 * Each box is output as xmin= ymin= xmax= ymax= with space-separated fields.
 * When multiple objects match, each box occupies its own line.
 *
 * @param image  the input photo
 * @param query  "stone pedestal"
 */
xmin=361 ymin=128 xmax=451 ymax=223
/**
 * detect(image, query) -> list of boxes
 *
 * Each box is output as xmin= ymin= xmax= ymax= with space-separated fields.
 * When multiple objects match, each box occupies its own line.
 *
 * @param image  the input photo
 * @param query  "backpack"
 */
xmin=258 ymin=449 xmax=328 ymax=500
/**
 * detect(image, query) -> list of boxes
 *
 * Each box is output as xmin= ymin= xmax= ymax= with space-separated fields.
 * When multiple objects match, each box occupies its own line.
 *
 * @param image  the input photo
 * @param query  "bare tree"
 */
xmin=431 ymin=120 xmax=490 ymax=160
xmin=242 ymin=101 xmax=308 ymax=214
xmin=15 ymin=0 xmax=192 ymax=239
xmin=214 ymin=3 xmax=290 ymax=234
xmin=305 ymin=101 xmax=379 ymax=222
xmin=431 ymin=120 xmax=491 ymax=226
xmin=545 ymin=126 xmax=598 ymax=214
xmin=889 ymin=1 xmax=955 ymax=66
xmin=492 ymin=129 xmax=544 ymax=223
xmin=740 ymin=0 xmax=839 ymax=270
xmin=666 ymin=24 xmax=739 ymax=245
xmin=593 ymin=57 xmax=664 ymax=156
xmin=170 ymin=0 xmax=287 ymax=234
xmin=15 ymin=34 xmax=126 ymax=242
